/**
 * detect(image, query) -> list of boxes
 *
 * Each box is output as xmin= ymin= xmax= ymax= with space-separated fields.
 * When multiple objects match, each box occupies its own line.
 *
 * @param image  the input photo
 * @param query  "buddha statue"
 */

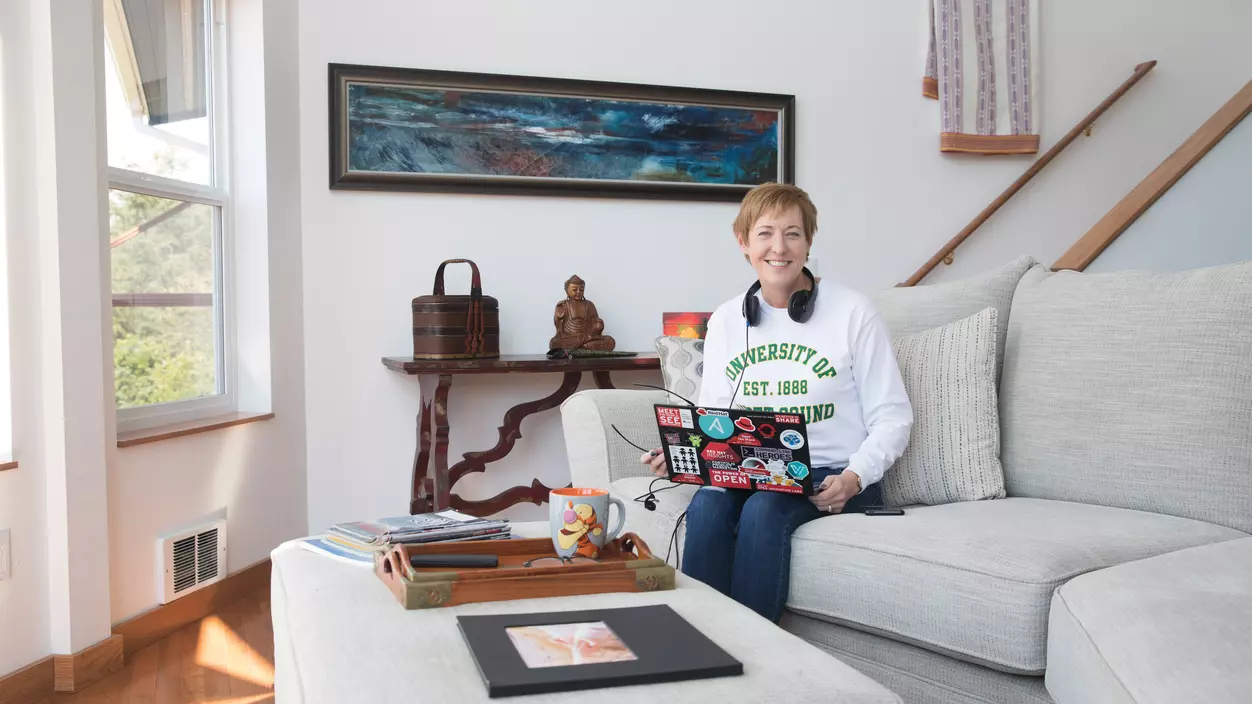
xmin=550 ymin=275 xmax=616 ymax=352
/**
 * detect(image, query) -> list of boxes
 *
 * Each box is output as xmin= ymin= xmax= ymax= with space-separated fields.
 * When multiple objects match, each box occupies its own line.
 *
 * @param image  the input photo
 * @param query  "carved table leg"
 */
xmin=410 ymin=385 xmax=434 ymax=514
xmin=410 ymin=374 xmax=453 ymax=514
xmin=592 ymin=371 xmax=617 ymax=389
xmin=447 ymin=371 xmax=583 ymax=516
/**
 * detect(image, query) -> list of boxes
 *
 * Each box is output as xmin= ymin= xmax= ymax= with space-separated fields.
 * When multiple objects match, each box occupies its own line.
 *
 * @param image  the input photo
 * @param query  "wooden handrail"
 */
xmin=900 ymin=61 xmax=1158 ymax=286
xmin=1055 ymin=78 xmax=1252 ymax=271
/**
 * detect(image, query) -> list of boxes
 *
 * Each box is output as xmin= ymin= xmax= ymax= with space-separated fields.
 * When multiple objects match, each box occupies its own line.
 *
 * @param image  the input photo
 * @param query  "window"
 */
xmin=104 ymin=0 xmax=230 ymax=428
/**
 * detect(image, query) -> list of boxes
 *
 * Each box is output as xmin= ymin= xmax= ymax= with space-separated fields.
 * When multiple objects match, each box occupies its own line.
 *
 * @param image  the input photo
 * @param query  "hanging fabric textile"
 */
xmin=924 ymin=0 xmax=1041 ymax=154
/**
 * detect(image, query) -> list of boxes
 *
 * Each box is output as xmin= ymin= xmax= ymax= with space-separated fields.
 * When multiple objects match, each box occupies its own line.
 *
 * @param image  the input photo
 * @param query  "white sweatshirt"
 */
xmin=697 ymin=279 xmax=914 ymax=489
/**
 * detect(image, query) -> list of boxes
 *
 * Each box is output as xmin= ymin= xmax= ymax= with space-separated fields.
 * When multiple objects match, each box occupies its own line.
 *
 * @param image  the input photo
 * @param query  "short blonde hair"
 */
xmin=733 ymin=183 xmax=818 ymax=244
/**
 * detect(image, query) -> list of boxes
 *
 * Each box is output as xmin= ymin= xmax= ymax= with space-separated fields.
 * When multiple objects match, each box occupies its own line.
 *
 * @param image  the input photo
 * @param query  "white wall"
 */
xmin=297 ymin=0 xmax=1252 ymax=530
xmin=0 ymin=0 xmax=52 ymax=675
xmin=0 ymin=0 xmax=309 ymax=674
xmin=924 ymin=1 xmax=1252 ymax=284
xmin=1086 ymin=113 xmax=1252 ymax=273
xmin=30 ymin=0 xmax=115 ymax=655
xmin=106 ymin=0 xmax=309 ymax=623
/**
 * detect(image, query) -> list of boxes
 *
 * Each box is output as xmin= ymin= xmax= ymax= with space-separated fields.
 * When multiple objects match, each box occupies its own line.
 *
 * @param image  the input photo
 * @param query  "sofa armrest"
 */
xmin=560 ymin=389 xmax=670 ymax=489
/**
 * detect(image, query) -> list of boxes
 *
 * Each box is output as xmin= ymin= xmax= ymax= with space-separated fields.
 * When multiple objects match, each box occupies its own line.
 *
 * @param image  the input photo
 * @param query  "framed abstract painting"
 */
xmin=328 ymin=64 xmax=794 ymax=201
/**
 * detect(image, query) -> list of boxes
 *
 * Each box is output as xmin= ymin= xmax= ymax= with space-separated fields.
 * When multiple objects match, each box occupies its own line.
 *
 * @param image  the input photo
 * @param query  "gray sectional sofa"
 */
xmin=559 ymin=257 xmax=1252 ymax=703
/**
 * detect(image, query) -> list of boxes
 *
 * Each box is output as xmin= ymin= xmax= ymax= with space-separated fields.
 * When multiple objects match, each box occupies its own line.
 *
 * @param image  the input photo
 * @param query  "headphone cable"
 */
xmin=727 ymin=318 xmax=750 ymax=410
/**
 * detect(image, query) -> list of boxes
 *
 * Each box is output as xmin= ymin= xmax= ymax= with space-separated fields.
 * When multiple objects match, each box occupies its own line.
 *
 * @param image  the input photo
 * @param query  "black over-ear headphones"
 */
xmin=742 ymin=266 xmax=819 ymax=326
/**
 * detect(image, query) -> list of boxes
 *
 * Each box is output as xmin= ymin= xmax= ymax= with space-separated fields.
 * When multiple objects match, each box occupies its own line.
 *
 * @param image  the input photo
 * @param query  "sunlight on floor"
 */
xmin=196 ymin=614 xmax=275 ymax=688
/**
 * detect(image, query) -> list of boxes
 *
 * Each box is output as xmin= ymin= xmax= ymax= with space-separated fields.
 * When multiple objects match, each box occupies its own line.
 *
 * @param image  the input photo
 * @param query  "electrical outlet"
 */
xmin=0 ymin=529 xmax=9 ymax=581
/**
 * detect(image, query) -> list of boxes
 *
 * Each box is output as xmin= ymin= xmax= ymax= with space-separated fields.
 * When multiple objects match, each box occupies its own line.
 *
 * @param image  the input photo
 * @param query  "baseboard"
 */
xmin=0 ymin=656 xmax=55 ymax=704
xmin=0 ymin=634 xmax=126 ymax=701
xmin=0 ymin=557 xmax=272 ymax=701
xmin=53 ymin=635 xmax=124 ymax=692
xmin=112 ymin=557 xmax=272 ymax=659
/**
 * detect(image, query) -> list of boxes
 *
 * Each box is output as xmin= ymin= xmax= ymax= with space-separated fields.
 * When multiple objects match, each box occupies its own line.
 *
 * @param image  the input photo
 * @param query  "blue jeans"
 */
xmin=680 ymin=467 xmax=883 ymax=622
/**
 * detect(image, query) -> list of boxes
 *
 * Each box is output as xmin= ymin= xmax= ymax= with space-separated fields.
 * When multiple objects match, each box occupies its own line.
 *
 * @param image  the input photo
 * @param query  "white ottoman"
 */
xmin=271 ymin=522 xmax=899 ymax=703
xmin=1046 ymin=537 xmax=1252 ymax=704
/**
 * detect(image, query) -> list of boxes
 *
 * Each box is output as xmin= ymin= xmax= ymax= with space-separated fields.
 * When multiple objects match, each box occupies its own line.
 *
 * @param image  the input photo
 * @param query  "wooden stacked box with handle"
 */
xmin=412 ymin=259 xmax=500 ymax=359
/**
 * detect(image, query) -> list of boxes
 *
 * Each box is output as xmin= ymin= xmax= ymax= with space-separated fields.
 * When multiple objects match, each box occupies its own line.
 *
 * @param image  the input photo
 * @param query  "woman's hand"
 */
xmin=640 ymin=449 xmax=668 ymax=478
xmin=810 ymin=471 xmax=862 ymax=513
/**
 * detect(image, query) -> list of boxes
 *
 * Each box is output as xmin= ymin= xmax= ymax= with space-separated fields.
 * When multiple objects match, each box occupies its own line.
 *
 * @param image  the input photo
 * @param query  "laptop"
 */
xmin=652 ymin=404 xmax=817 ymax=496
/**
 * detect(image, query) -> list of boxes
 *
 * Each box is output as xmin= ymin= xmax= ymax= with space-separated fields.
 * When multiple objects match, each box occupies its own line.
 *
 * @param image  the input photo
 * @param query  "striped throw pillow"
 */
xmin=883 ymin=307 xmax=1005 ymax=506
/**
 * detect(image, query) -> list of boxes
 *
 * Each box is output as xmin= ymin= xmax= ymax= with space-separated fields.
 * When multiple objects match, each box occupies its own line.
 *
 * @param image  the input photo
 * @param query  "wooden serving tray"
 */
xmin=375 ymin=532 xmax=676 ymax=609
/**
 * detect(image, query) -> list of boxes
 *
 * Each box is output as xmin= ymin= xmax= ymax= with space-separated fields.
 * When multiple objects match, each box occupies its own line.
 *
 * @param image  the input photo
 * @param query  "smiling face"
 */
xmin=738 ymin=205 xmax=810 ymax=297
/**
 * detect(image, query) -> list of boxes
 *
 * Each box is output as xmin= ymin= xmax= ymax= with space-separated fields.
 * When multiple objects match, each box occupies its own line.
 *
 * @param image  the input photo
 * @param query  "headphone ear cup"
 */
xmin=788 ymin=267 xmax=819 ymax=323
xmin=788 ymin=289 xmax=812 ymax=323
xmin=743 ymin=293 xmax=760 ymax=327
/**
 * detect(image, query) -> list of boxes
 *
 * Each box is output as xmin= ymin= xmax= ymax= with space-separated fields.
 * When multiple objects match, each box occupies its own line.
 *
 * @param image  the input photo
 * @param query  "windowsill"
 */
xmin=116 ymin=411 xmax=275 ymax=448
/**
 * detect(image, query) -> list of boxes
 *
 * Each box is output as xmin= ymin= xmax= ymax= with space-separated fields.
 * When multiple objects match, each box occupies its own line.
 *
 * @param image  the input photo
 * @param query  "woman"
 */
xmin=641 ymin=182 xmax=913 ymax=622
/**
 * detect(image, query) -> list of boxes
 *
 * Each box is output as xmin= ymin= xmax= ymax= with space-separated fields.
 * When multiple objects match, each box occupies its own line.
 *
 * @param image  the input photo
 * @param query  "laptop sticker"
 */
xmin=657 ymin=407 xmax=684 ymax=428
xmin=701 ymin=442 xmax=740 ymax=464
xmin=739 ymin=457 xmax=769 ymax=479
xmin=749 ymin=447 xmax=793 ymax=463
xmin=668 ymin=445 xmax=701 ymax=475
xmin=733 ymin=417 xmax=756 ymax=432
xmin=698 ymin=414 xmax=733 ymax=440
xmin=757 ymin=423 xmax=777 ymax=439
xmin=727 ymin=432 xmax=763 ymax=447
xmin=765 ymin=460 xmax=799 ymax=487
xmin=780 ymin=429 xmax=805 ymax=450
xmin=710 ymin=469 xmax=751 ymax=489
xmin=787 ymin=461 xmax=810 ymax=480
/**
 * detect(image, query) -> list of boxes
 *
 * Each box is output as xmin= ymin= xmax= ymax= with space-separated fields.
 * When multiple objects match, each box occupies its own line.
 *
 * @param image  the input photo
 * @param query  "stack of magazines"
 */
xmin=301 ymin=510 xmax=511 ymax=566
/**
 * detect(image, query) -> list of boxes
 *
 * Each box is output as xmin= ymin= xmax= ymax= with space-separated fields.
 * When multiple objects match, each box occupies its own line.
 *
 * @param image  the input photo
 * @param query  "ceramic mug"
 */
xmin=549 ymin=487 xmax=625 ymax=560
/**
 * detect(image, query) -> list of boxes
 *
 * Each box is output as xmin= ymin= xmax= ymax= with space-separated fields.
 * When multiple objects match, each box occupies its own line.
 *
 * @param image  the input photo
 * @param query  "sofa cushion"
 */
xmin=1046 ymin=537 xmax=1252 ymax=704
xmin=609 ymin=476 xmax=697 ymax=567
xmin=786 ymin=497 xmax=1246 ymax=675
xmin=654 ymin=336 xmax=705 ymax=405
xmin=781 ymin=613 xmax=1052 ymax=704
xmin=562 ymin=389 xmax=672 ymax=487
xmin=1000 ymin=261 xmax=1252 ymax=533
xmin=865 ymin=255 xmax=1036 ymax=378
xmin=884 ymin=307 xmax=1004 ymax=507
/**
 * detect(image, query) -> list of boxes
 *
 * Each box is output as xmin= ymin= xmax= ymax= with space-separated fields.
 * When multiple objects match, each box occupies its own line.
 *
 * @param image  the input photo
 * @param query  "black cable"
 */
xmin=605 ymin=386 xmax=694 ymax=569
xmin=727 ymin=319 xmax=750 ymax=410
xmin=630 ymin=476 xmax=683 ymax=508
xmin=666 ymin=510 xmax=687 ymax=569
xmin=611 ymin=424 xmax=652 ymax=454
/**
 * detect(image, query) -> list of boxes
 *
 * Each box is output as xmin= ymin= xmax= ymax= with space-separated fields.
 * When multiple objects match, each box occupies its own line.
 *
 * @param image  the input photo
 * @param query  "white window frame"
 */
xmin=109 ymin=0 xmax=235 ymax=432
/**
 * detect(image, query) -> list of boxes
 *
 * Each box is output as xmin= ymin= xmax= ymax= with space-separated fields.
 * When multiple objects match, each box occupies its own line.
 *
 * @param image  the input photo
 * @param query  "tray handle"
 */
xmin=613 ymin=532 xmax=654 ymax=560
xmin=380 ymin=547 xmax=406 ymax=583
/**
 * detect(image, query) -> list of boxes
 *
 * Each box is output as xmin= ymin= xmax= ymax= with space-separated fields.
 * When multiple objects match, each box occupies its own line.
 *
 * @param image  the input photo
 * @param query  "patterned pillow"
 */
xmin=882 ymin=307 xmax=1005 ymax=506
xmin=654 ymin=336 xmax=704 ymax=404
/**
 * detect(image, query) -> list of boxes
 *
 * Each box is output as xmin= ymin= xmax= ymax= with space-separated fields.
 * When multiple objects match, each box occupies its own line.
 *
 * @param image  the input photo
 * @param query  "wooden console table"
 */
xmin=383 ymin=353 xmax=660 ymax=516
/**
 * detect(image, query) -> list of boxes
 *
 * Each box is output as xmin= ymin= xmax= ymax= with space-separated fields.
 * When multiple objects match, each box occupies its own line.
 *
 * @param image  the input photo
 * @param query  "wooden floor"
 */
xmin=39 ymin=590 xmax=274 ymax=704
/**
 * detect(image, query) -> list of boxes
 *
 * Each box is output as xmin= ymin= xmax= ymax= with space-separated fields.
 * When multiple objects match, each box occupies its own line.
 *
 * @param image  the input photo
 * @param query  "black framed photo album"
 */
xmin=456 ymin=605 xmax=743 ymax=697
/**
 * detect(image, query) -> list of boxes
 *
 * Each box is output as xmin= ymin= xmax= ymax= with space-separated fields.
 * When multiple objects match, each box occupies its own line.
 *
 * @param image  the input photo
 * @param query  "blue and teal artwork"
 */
xmin=341 ymin=81 xmax=785 ymax=196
